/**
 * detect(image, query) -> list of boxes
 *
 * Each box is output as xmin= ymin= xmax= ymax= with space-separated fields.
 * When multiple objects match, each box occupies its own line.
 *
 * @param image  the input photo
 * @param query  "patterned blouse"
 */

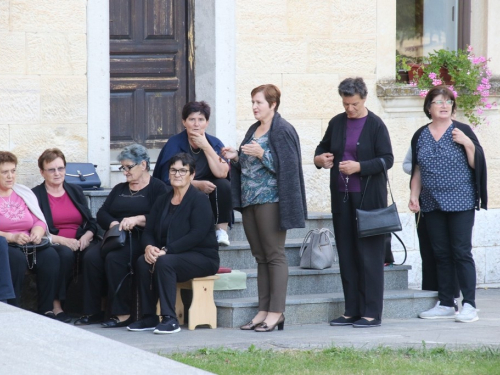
xmin=240 ymin=132 xmax=279 ymax=207
xmin=416 ymin=124 xmax=475 ymax=212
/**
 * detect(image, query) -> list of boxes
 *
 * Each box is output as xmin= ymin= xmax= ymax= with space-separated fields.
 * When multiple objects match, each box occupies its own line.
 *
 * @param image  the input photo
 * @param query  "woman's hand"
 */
xmin=314 ymin=153 xmax=334 ymax=169
xmin=191 ymin=180 xmax=216 ymax=194
xmin=29 ymin=226 xmax=46 ymax=244
xmin=452 ymin=128 xmax=472 ymax=147
xmin=144 ymin=245 xmax=162 ymax=264
xmin=408 ymin=196 xmax=420 ymax=213
xmin=188 ymin=131 xmax=211 ymax=151
xmin=339 ymin=160 xmax=360 ymax=175
xmin=241 ymin=141 xmax=264 ymax=159
xmin=110 ymin=221 xmax=120 ymax=228
xmin=119 ymin=217 xmax=138 ymax=232
xmin=221 ymin=147 xmax=238 ymax=162
xmin=10 ymin=233 xmax=30 ymax=245
xmin=79 ymin=231 xmax=94 ymax=251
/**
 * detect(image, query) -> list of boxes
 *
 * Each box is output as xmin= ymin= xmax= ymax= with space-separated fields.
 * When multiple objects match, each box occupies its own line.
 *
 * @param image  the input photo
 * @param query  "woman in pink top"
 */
xmin=0 ymin=151 xmax=59 ymax=317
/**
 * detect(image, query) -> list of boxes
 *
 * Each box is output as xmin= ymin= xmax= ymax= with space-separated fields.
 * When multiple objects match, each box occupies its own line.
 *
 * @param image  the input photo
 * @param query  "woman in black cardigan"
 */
xmin=33 ymin=148 xmax=99 ymax=323
xmin=315 ymin=77 xmax=394 ymax=328
xmin=128 ymin=153 xmax=219 ymax=334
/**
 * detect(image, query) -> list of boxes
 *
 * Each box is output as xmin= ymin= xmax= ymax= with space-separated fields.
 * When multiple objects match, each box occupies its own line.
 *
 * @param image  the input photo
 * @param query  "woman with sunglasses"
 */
xmin=410 ymin=86 xmax=487 ymax=323
xmin=153 ymin=101 xmax=232 ymax=246
xmin=128 ymin=153 xmax=219 ymax=334
xmin=32 ymin=148 xmax=99 ymax=323
xmin=76 ymin=144 xmax=169 ymax=327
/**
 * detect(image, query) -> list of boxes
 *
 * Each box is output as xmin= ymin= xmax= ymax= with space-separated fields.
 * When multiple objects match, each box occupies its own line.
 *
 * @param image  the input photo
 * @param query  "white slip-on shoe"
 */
xmin=418 ymin=301 xmax=456 ymax=319
xmin=455 ymin=303 xmax=479 ymax=323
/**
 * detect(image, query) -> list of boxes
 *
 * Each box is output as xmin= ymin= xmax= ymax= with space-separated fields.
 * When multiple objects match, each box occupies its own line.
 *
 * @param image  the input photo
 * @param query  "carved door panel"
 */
xmin=109 ymin=0 xmax=193 ymax=150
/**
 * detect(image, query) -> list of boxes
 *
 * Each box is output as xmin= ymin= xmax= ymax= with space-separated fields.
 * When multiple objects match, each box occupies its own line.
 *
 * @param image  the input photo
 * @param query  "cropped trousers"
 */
xmin=242 ymin=202 xmax=288 ymax=313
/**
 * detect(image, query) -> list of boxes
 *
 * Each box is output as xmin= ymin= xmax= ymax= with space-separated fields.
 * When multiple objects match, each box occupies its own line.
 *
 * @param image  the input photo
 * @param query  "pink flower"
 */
xmin=467 ymin=45 xmax=473 ymax=52
xmin=419 ymin=90 xmax=428 ymax=98
xmin=409 ymin=81 xmax=417 ymax=87
xmin=485 ymin=103 xmax=492 ymax=109
xmin=477 ymin=108 xmax=484 ymax=115
xmin=432 ymin=79 xmax=442 ymax=86
xmin=452 ymin=91 xmax=458 ymax=98
xmin=428 ymin=72 xmax=437 ymax=79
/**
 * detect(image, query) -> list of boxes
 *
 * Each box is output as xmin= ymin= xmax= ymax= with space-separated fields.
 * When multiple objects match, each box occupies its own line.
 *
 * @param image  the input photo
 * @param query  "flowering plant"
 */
xmin=415 ymin=46 xmax=496 ymax=127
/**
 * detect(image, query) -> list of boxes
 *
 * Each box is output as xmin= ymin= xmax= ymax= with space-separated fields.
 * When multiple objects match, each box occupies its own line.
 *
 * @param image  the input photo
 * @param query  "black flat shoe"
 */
xmin=240 ymin=320 xmax=263 ymax=330
xmin=329 ymin=316 xmax=360 ymax=326
xmin=42 ymin=311 xmax=57 ymax=320
xmin=74 ymin=311 xmax=105 ymax=326
xmin=254 ymin=314 xmax=285 ymax=332
xmin=101 ymin=316 xmax=133 ymax=328
xmin=56 ymin=312 xmax=72 ymax=323
xmin=352 ymin=318 xmax=381 ymax=328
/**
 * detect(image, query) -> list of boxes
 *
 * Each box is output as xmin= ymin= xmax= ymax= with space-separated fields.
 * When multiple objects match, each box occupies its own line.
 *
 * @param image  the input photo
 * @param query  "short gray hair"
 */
xmin=117 ymin=144 xmax=150 ymax=171
xmin=338 ymin=77 xmax=368 ymax=99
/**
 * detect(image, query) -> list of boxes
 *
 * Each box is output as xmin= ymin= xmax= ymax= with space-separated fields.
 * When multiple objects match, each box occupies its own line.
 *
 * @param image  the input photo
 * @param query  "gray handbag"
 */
xmin=299 ymin=228 xmax=336 ymax=270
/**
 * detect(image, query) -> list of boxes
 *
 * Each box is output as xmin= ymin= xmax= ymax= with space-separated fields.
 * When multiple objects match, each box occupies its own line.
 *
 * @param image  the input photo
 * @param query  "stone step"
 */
xmin=227 ymin=212 xmax=334 ymax=242
xmin=215 ymin=289 xmax=438 ymax=328
xmin=214 ymin=265 xmax=410 ymax=299
xmin=218 ymin=239 xmax=338 ymax=269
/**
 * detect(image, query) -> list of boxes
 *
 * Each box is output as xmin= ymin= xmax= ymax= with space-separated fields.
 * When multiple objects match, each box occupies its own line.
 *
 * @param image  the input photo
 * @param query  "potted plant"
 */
xmin=415 ymin=46 xmax=495 ymax=127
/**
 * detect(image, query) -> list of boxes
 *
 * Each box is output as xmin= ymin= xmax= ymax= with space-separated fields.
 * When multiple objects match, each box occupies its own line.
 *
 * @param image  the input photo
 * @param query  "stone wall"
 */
xmin=0 ymin=0 xmax=88 ymax=187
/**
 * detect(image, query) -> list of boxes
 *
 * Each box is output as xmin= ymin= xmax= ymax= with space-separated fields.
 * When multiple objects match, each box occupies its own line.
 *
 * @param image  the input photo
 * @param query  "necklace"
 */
xmin=189 ymin=144 xmax=201 ymax=154
xmin=129 ymin=186 xmax=143 ymax=196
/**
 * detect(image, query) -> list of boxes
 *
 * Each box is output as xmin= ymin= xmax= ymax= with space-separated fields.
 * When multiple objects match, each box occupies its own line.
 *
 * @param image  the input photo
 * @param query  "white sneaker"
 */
xmin=455 ymin=303 xmax=479 ymax=323
xmin=216 ymin=229 xmax=230 ymax=246
xmin=419 ymin=301 xmax=456 ymax=319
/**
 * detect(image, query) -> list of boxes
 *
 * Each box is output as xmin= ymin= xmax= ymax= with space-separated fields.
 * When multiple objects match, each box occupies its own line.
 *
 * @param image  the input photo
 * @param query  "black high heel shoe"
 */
xmin=254 ymin=314 xmax=285 ymax=332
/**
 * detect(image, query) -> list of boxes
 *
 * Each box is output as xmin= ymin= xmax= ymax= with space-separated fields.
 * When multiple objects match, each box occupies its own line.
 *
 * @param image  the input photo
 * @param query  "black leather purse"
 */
xmin=100 ymin=225 xmax=126 ymax=257
xmin=65 ymin=163 xmax=102 ymax=190
xmin=356 ymin=158 xmax=402 ymax=238
xmin=12 ymin=237 xmax=51 ymax=269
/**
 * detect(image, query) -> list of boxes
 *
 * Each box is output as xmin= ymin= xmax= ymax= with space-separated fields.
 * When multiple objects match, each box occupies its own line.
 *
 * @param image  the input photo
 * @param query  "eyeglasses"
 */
xmin=169 ymin=168 xmax=189 ymax=176
xmin=44 ymin=166 xmax=66 ymax=174
xmin=431 ymin=100 xmax=454 ymax=106
xmin=119 ymin=164 xmax=137 ymax=172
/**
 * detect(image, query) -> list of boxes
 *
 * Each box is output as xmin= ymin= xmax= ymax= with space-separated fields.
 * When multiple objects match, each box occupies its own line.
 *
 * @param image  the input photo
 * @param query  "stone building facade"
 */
xmin=0 ymin=0 xmax=499 ymax=287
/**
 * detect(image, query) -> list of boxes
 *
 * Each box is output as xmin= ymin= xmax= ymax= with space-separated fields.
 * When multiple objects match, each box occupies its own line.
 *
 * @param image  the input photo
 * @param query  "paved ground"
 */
xmin=78 ymin=287 xmax=500 ymax=355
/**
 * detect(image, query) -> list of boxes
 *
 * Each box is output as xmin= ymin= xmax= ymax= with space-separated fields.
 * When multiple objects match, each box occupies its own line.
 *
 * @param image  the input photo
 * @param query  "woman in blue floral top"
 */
xmin=223 ymin=84 xmax=307 ymax=332
xmin=409 ymin=86 xmax=487 ymax=323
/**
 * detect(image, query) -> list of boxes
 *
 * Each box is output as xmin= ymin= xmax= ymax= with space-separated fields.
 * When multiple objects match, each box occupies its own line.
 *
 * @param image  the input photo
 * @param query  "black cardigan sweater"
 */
xmin=32 ymin=181 xmax=98 ymax=239
xmin=315 ymin=110 xmax=394 ymax=213
xmin=410 ymin=121 xmax=487 ymax=210
xmin=230 ymin=112 xmax=307 ymax=231
xmin=141 ymin=185 xmax=219 ymax=263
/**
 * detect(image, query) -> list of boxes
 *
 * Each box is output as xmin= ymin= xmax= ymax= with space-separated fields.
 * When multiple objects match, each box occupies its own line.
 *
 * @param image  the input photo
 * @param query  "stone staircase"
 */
xmin=216 ymin=212 xmax=438 ymax=328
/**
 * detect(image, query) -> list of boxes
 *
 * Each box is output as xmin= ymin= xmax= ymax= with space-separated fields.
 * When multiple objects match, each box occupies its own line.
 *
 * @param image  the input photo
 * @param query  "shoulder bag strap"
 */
xmin=359 ymin=158 xmax=394 ymax=209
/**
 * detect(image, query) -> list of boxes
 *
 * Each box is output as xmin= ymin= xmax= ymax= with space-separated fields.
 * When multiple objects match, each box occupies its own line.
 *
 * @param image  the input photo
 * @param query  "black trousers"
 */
xmin=332 ymin=192 xmax=385 ymax=320
xmin=136 ymin=252 xmax=219 ymax=318
xmin=82 ymin=235 xmax=142 ymax=315
xmin=424 ymin=209 xmax=476 ymax=308
xmin=52 ymin=245 xmax=75 ymax=301
xmin=417 ymin=212 xmax=460 ymax=297
xmin=7 ymin=245 xmax=59 ymax=313
xmin=207 ymin=178 xmax=232 ymax=225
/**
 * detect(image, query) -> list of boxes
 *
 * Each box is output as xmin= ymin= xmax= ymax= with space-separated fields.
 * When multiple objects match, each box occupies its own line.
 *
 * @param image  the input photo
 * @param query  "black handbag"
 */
xmin=100 ymin=225 xmax=126 ymax=257
xmin=12 ymin=237 xmax=51 ymax=270
xmin=65 ymin=163 xmax=102 ymax=190
xmin=356 ymin=158 xmax=402 ymax=238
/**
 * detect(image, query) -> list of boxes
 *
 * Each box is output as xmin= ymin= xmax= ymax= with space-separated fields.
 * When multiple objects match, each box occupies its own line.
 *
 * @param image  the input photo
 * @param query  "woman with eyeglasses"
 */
xmin=410 ymin=86 xmax=487 ymax=323
xmin=128 ymin=153 xmax=219 ymax=334
xmin=76 ymin=144 xmax=169 ymax=328
xmin=32 ymin=148 xmax=99 ymax=323
xmin=153 ymin=101 xmax=232 ymax=246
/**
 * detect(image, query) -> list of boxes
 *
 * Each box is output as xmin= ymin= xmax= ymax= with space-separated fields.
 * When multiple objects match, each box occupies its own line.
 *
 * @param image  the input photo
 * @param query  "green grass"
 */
xmin=166 ymin=344 xmax=500 ymax=374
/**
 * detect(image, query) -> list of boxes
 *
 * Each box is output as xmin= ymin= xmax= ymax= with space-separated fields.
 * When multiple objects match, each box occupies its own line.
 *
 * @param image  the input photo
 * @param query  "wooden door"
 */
xmin=109 ymin=0 xmax=194 ymax=150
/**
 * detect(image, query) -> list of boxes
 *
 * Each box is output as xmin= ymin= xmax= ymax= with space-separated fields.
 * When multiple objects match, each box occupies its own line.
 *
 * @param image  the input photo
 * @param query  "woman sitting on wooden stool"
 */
xmin=128 ymin=153 xmax=219 ymax=334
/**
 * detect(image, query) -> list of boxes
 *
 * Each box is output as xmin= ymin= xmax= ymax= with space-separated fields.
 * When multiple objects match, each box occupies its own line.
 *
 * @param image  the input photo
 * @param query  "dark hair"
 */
xmin=423 ymin=85 xmax=457 ymax=119
xmin=117 ymin=144 xmax=151 ymax=171
xmin=338 ymin=77 xmax=368 ymax=99
xmin=38 ymin=148 xmax=66 ymax=170
xmin=182 ymin=101 xmax=211 ymax=121
xmin=0 ymin=151 xmax=18 ymax=166
xmin=251 ymin=84 xmax=281 ymax=112
xmin=168 ymin=153 xmax=196 ymax=175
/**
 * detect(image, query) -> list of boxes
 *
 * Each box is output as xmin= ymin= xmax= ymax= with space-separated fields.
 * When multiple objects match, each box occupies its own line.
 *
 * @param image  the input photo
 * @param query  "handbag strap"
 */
xmin=113 ymin=230 xmax=134 ymax=299
xmin=359 ymin=158 xmax=395 ymax=209
xmin=390 ymin=232 xmax=407 ymax=266
xmin=299 ymin=229 xmax=315 ymax=257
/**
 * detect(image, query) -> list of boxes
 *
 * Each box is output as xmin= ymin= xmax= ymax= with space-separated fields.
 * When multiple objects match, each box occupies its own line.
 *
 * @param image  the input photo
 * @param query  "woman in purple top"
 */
xmin=314 ymin=77 xmax=394 ymax=328
xmin=0 ymin=151 xmax=60 ymax=317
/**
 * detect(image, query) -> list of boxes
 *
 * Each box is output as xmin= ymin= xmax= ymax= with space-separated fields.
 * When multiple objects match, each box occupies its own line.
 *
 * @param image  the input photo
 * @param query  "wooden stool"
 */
xmin=156 ymin=275 xmax=219 ymax=330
